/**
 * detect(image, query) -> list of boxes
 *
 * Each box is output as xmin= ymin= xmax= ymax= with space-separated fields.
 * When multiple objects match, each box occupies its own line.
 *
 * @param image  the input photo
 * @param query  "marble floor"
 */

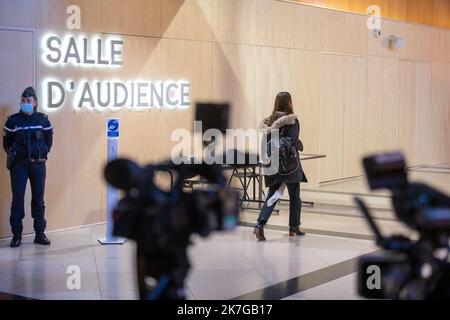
xmin=239 ymin=164 xmax=450 ymax=240
xmin=0 ymin=223 xmax=377 ymax=300
xmin=3 ymin=165 xmax=443 ymax=300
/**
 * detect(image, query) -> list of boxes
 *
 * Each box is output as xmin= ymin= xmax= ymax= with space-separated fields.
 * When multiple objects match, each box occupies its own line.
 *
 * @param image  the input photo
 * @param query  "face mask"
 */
xmin=21 ymin=103 xmax=34 ymax=114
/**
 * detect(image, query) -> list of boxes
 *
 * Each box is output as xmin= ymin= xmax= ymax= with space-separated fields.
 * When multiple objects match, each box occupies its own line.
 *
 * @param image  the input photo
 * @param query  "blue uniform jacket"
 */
xmin=3 ymin=111 xmax=53 ymax=160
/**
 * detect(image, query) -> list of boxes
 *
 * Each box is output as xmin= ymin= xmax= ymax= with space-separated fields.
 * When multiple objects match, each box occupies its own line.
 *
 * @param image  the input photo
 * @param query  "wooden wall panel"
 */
xmin=255 ymin=46 xmax=296 ymax=119
xmin=292 ymin=51 xmax=321 ymax=153
xmin=114 ymin=37 xmax=164 ymax=164
xmin=158 ymin=38 xmax=212 ymax=158
xmin=366 ymin=56 xmax=400 ymax=154
xmin=320 ymin=9 xmax=368 ymax=55
xmin=431 ymin=29 xmax=449 ymax=62
xmin=160 ymin=38 xmax=213 ymax=104
xmin=320 ymin=9 xmax=349 ymax=54
xmin=319 ymin=54 xmax=345 ymax=182
xmin=444 ymin=30 xmax=450 ymax=63
xmin=42 ymin=110 xmax=106 ymax=229
xmin=32 ymin=34 xmax=209 ymax=233
xmin=36 ymin=0 xmax=162 ymax=37
xmin=35 ymin=33 xmax=107 ymax=229
xmin=398 ymin=60 xmax=418 ymax=163
xmin=293 ymin=4 xmax=323 ymax=51
xmin=416 ymin=26 xmax=437 ymax=61
xmin=256 ymin=0 xmax=295 ymax=48
xmin=212 ymin=0 xmax=257 ymax=45
xmin=0 ymin=0 xmax=36 ymax=28
xmin=342 ymin=55 xmax=367 ymax=178
xmin=0 ymin=29 xmax=35 ymax=237
xmin=430 ymin=62 xmax=450 ymax=161
xmin=298 ymin=0 xmax=326 ymax=6
xmin=1 ymin=0 xmax=450 ymax=237
xmin=414 ymin=62 xmax=433 ymax=165
xmin=319 ymin=53 xmax=367 ymax=180
xmin=161 ymin=0 xmax=213 ymax=42
xmin=212 ymin=43 xmax=257 ymax=131
xmin=292 ymin=50 xmax=321 ymax=184
xmin=416 ymin=26 xmax=449 ymax=62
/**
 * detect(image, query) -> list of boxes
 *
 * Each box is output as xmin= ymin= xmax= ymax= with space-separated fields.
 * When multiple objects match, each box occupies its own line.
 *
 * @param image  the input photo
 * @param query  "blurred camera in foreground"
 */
xmin=103 ymin=102 xmax=255 ymax=300
xmin=356 ymin=151 xmax=450 ymax=299
xmin=104 ymin=157 xmax=244 ymax=300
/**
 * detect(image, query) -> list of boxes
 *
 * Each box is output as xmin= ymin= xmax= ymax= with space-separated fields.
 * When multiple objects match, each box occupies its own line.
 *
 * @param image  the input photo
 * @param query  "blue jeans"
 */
xmin=257 ymin=183 xmax=301 ymax=227
xmin=10 ymin=160 xmax=47 ymax=236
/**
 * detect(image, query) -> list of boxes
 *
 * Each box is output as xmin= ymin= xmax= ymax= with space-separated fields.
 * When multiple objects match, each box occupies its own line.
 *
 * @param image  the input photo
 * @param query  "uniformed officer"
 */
xmin=3 ymin=87 xmax=53 ymax=248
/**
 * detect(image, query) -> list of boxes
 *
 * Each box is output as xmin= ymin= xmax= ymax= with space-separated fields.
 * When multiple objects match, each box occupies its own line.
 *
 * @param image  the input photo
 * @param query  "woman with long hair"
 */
xmin=254 ymin=92 xmax=306 ymax=241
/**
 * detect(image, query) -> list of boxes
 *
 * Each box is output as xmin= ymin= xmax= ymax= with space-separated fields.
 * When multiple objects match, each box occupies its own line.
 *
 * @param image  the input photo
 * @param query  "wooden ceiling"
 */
xmin=294 ymin=0 xmax=450 ymax=29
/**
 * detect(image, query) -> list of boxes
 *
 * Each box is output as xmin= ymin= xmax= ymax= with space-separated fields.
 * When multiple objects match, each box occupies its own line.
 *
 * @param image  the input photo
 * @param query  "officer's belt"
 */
xmin=16 ymin=157 xmax=46 ymax=163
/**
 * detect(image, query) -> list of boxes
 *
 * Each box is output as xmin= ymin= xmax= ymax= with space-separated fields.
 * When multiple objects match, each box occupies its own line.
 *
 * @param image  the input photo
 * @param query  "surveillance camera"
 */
xmin=388 ymin=35 xmax=405 ymax=50
xmin=372 ymin=29 xmax=382 ymax=38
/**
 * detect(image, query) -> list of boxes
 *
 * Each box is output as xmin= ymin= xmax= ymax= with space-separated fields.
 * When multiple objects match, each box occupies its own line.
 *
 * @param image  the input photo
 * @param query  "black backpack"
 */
xmin=265 ymin=126 xmax=300 ymax=176
xmin=278 ymin=127 xmax=300 ymax=175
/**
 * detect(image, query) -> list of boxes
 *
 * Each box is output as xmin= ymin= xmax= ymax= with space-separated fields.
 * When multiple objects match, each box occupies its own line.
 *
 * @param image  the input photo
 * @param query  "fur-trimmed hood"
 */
xmin=259 ymin=112 xmax=297 ymax=130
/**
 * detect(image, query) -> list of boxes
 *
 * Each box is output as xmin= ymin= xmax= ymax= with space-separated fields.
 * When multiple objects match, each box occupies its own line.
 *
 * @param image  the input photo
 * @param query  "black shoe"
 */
xmin=10 ymin=236 xmax=22 ymax=248
xmin=253 ymin=224 xmax=266 ymax=241
xmin=34 ymin=233 xmax=51 ymax=245
xmin=289 ymin=226 xmax=305 ymax=236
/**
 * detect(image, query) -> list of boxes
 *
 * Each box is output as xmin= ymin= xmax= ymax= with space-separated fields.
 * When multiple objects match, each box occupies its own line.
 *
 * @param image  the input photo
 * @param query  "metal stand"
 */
xmin=227 ymin=165 xmax=280 ymax=214
xmin=99 ymin=119 xmax=126 ymax=245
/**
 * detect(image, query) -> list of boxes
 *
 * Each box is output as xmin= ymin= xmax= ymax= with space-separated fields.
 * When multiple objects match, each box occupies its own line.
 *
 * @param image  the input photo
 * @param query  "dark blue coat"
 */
xmin=3 ymin=111 xmax=53 ymax=160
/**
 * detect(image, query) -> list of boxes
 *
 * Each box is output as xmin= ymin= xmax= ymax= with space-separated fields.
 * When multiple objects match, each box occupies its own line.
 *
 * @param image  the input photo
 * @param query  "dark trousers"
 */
xmin=10 ymin=160 xmax=47 ymax=237
xmin=258 ymin=183 xmax=301 ymax=227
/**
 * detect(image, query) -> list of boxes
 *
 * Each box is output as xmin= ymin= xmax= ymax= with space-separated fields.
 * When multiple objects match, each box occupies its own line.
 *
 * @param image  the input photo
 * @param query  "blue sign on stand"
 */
xmin=107 ymin=118 xmax=120 ymax=138
xmin=99 ymin=117 xmax=126 ymax=245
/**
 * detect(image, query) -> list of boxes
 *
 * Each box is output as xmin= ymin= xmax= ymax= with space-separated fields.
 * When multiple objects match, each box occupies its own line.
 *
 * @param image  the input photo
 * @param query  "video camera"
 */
xmin=356 ymin=152 xmax=450 ymax=299
xmin=103 ymin=103 xmax=251 ymax=300
xmin=104 ymin=158 xmax=241 ymax=300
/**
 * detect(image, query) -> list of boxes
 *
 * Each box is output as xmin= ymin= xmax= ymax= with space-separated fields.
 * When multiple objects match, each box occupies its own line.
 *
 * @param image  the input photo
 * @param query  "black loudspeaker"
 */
xmin=195 ymin=103 xmax=230 ymax=135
